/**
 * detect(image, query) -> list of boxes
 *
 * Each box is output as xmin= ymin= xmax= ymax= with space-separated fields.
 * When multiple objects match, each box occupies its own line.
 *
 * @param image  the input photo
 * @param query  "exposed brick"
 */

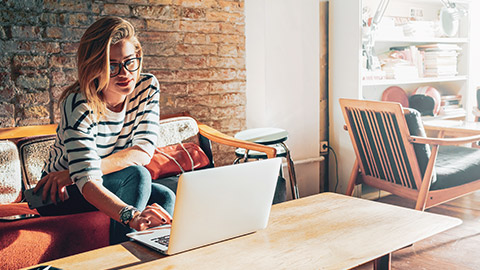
xmin=177 ymin=0 xmax=217 ymax=8
xmin=11 ymin=26 xmax=42 ymax=39
xmin=132 ymin=5 xmax=175 ymax=19
xmin=219 ymin=1 xmax=244 ymax=12
xmin=180 ymin=8 xmax=206 ymax=20
xmin=0 ymin=117 xmax=15 ymax=128
xmin=210 ymin=106 xmax=246 ymax=119
xmin=3 ymin=0 xmax=247 ymax=162
xmin=16 ymin=117 xmax=51 ymax=126
xmin=179 ymin=21 xmax=220 ymax=33
xmin=142 ymin=43 xmax=176 ymax=56
xmin=146 ymin=19 xmax=179 ymax=31
xmin=138 ymin=31 xmax=180 ymax=43
xmin=106 ymin=0 xmax=148 ymax=4
xmin=103 ymin=4 xmax=131 ymax=16
xmin=148 ymin=0 xmax=173 ymax=5
xmin=17 ymin=91 xmax=50 ymax=105
xmin=176 ymin=44 xmax=217 ymax=56
xmin=13 ymin=55 xmax=48 ymax=68
xmin=220 ymin=92 xmax=246 ymax=106
xmin=0 ymin=10 xmax=39 ymax=25
xmin=149 ymin=70 xmax=177 ymax=83
xmin=211 ymin=68 xmax=238 ymax=81
xmin=50 ymin=85 xmax=65 ymax=101
xmin=43 ymin=0 xmax=90 ymax=12
xmin=61 ymin=42 xmax=79 ymax=54
xmin=184 ymin=33 xmax=207 ymax=44
xmin=67 ymin=13 xmax=91 ymax=26
xmin=219 ymin=22 xmax=244 ymax=35
xmin=176 ymin=69 xmax=213 ymax=82
xmin=49 ymin=55 xmax=76 ymax=69
xmin=206 ymin=11 xmax=243 ymax=23
xmin=17 ymin=41 xmax=62 ymax=54
xmin=148 ymin=0 xmax=173 ymax=4
xmin=144 ymin=56 xmax=184 ymax=69
xmin=20 ymin=105 xmax=50 ymax=118
xmin=186 ymin=81 xmax=209 ymax=95
xmin=218 ymin=44 xmax=238 ymax=57
xmin=208 ymin=56 xmax=244 ymax=69
xmin=16 ymin=73 xmax=50 ymax=90
xmin=0 ymin=103 xmax=15 ymax=117
xmin=51 ymin=69 xmax=76 ymax=86
xmin=184 ymin=56 xmax=208 ymax=69
xmin=210 ymin=81 xmax=245 ymax=93
xmin=160 ymin=83 xmax=188 ymax=95
xmin=209 ymin=34 xmax=244 ymax=44
xmin=45 ymin=27 xmax=64 ymax=39
xmin=63 ymin=28 xmax=85 ymax=41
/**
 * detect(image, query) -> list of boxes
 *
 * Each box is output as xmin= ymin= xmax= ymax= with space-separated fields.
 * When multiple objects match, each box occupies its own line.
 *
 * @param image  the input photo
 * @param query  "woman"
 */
xmin=33 ymin=16 xmax=175 ymax=244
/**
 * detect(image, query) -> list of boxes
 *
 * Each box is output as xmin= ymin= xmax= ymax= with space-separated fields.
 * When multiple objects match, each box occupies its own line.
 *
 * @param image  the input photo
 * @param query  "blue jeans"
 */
xmin=37 ymin=165 xmax=176 ymax=245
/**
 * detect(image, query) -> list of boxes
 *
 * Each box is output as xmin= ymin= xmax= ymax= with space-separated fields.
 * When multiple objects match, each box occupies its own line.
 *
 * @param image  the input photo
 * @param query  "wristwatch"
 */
xmin=119 ymin=205 xmax=139 ymax=226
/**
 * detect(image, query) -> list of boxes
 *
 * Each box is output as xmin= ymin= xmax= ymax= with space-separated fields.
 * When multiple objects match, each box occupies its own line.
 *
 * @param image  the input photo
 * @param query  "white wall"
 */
xmin=245 ymin=0 xmax=322 ymax=198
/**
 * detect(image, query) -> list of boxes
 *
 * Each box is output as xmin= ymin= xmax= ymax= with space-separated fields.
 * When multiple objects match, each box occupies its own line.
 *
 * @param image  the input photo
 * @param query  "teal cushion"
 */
xmin=431 ymin=145 xmax=480 ymax=190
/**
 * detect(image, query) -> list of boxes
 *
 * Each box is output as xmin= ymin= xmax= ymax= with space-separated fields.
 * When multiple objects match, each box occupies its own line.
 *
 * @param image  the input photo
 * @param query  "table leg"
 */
xmin=373 ymin=253 xmax=391 ymax=270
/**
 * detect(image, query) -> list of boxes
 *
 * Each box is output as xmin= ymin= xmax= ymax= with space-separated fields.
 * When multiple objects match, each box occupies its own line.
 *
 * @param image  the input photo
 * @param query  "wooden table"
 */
xmin=423 ymin=119 xmax=480 ymax=136
xmin=25 ymin=193 xmax=461 ymax=270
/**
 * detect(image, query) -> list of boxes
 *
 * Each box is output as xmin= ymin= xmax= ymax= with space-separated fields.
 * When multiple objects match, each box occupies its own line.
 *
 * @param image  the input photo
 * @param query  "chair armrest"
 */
xmin=197 ymin=123 xmax=277 ymax=159
xmin=409 ymin=134 xmax=480 ymax=146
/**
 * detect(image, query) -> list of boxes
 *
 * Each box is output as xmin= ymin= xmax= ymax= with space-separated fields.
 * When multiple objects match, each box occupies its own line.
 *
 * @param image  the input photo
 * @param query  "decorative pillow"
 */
xmin=16 ymin=135 xmax=56 ymax=190
xmin=157 ymin=116 xmax=200 ymax=147
xmin=145 ymin=142 xmax=210 ymax=179
xmin=0 ymin=140 xmax=22 ymax=203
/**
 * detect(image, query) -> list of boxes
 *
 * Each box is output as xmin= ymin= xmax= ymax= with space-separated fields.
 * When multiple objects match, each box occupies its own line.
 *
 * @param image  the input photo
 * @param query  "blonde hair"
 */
xmin=60 ymin=16 xmax=143 ymax=118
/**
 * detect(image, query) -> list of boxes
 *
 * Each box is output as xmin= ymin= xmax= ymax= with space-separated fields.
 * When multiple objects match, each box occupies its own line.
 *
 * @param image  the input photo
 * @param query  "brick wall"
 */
xmin=0 ymin=0 xmax=246 ymax=165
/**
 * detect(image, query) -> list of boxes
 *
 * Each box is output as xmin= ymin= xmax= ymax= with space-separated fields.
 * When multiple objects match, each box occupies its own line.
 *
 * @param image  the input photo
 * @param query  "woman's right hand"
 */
xmin=129 ymin=203 xmax=173 ymax=231
xmin=34 ymin=170 xmax=73 ymax=204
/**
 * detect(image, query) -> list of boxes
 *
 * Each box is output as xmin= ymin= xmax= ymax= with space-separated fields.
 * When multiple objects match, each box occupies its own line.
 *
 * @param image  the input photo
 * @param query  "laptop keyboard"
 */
xmin=150 ymin=235 xmax=170 ymax=247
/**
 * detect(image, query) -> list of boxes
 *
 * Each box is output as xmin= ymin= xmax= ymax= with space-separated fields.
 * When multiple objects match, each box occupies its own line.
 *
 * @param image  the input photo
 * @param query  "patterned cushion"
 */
xmin=0 ymin=140 xmax=22 ymax=203
xmin=157 ymin=116 xmax=200 ymax=147
xmin=16 ymin=135 xmax=56 ymax=190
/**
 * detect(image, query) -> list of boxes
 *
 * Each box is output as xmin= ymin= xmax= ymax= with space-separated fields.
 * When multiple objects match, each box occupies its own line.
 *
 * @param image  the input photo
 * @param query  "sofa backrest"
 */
xmin=0 ymin=140 xmax=23 ymax=203
xmin=0 ymin=115 xmax=202 ymax=204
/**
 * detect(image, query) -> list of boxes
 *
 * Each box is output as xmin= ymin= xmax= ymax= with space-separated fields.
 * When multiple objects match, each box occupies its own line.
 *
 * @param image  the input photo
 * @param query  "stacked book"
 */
xmin=417 ymin=44 xmax=461 ymax=77
xmin=438 ymin=95 xmax=465 ymax=117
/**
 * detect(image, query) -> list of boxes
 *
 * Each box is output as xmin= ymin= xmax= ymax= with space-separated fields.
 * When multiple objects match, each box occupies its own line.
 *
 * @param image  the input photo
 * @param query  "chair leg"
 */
xmin=415 ymin=145 xmax=439 ymax=211
xmin=280 ymin=142 xmax=299 ymax=199
xmin=346 ymin=158 xmax=359 ymax=196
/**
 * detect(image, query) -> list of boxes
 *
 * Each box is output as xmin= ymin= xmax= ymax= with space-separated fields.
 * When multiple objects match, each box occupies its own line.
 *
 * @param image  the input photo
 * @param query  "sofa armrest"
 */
xmin=0 ymin=124 xmax=57 ymax=140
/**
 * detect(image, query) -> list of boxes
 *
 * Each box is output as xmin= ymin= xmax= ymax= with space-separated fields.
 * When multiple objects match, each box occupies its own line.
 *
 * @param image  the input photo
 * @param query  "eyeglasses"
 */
xmin=109 ymin=57 xmax=142 ymax=78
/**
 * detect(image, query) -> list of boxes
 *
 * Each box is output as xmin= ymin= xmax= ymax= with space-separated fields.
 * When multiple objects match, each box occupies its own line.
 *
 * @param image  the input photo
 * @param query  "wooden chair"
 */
xmin=340 ymin=98 xmax=480 ymax=211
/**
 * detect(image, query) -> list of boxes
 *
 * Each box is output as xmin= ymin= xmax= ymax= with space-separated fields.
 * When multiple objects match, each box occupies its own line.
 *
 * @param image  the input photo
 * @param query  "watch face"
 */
xmin=120 ymin=208 xmax=134 ymax=224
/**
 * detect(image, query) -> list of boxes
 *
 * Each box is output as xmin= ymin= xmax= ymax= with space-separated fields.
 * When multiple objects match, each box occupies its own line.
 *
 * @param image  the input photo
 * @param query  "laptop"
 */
xmin=127 ymin=157 xmax=282 ymax=255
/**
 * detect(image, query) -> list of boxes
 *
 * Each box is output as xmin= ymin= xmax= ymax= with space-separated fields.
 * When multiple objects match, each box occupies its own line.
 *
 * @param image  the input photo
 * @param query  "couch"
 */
xmin=0 ymin=114 xmax=284 ymax=270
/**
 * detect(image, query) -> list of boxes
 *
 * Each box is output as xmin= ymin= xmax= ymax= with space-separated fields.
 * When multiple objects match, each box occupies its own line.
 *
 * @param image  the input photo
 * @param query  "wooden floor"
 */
xmin=354 ymin=191 xmax=480 ymax=270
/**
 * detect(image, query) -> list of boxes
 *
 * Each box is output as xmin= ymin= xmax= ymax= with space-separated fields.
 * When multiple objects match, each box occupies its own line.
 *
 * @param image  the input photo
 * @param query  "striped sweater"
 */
xmin=42 ymin=73 xmax=160 ymax=193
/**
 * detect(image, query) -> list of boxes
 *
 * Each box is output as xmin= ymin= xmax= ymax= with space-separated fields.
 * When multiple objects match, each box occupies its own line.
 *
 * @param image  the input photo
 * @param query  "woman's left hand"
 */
xmin=129 ymin=203 xmax=172 ymax=231
xmin=34 ymin=170 xmax=73 ymax=204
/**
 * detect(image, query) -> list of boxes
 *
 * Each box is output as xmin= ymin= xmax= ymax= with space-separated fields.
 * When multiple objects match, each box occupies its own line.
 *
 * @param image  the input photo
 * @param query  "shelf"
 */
xmin=375 ymin=37 xmax=469 ymax=44
xmin=362 ymin=75 xmax=468 ymax=86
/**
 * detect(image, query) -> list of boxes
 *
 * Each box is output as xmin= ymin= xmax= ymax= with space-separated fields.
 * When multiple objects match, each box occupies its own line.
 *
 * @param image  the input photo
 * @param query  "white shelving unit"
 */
xmin=329 ymin=0 xmax=473 ymax=195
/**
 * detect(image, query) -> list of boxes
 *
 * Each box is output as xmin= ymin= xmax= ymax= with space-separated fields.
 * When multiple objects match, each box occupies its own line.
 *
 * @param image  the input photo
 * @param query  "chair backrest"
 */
xmin=340 ymin=99 xmax=425 ymax=190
